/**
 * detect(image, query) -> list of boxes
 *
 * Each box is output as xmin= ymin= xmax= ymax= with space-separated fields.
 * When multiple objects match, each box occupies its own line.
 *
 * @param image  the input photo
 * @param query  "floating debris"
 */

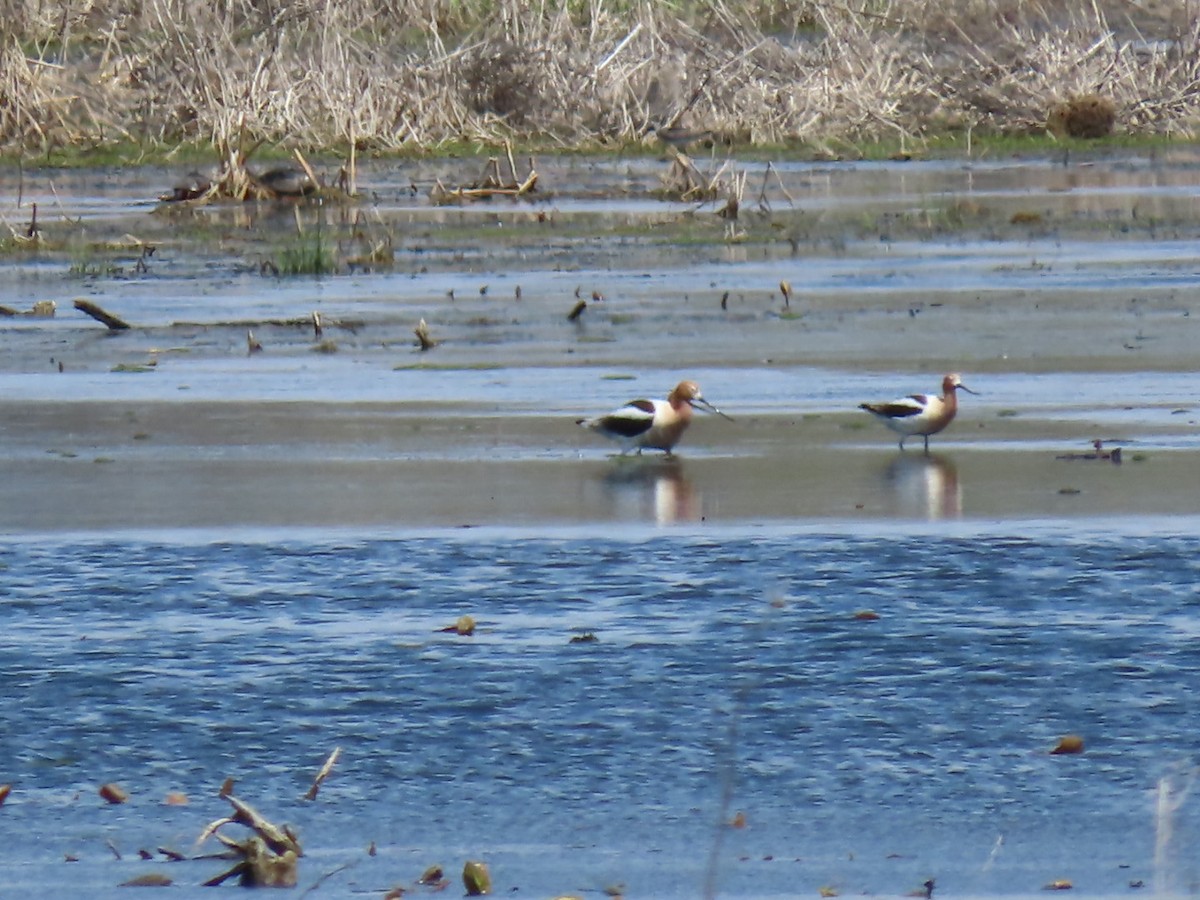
xmin=567 ymin=299 xmax=587 ymax=321
xmin=1043 ymin=879 xmax=1074 ymax=891
xmin=304 ymin=746 xmax=342 ymax=801
xmin=463 ymin=860 xmax=491 ymax=896
xmin=414 ymin=318 xmax=438 ymax=351
xmin=779 ymin=280 xmax=791 ymax=307
xmin=1051 ymin=734 xmax=1085 ymax=755
xmin=430 ymin=146 xmax=538 ymax=205
xmin=418 ymin=865 xmax=445 ymax=885
xmin=199 ymin=793 xmax=301 ymax=888
xmin=247 ymin=330 xmax=264 ymax=354
xmin=99 ymin=783 xmax=129 ymax=804
xmin=1056 ymin=440 xmax=1121 ymax=464
xmin=437 ymin=615 xmax=476 ymax=636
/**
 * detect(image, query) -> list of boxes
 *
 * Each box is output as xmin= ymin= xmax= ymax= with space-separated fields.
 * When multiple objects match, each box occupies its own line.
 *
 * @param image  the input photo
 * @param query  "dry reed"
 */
xmin=0 ymin=0 xmax=1196 ymax=155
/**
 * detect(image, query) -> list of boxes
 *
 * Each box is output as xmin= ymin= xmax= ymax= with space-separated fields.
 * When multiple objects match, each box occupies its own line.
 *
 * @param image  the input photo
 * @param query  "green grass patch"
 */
xmin=276 ymin=230 xmax=337 ymax=276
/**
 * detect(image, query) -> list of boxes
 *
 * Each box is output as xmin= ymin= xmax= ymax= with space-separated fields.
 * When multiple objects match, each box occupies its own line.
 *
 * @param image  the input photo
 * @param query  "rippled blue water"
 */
xmin=1 ymin=527 xmax=1198 ymax=898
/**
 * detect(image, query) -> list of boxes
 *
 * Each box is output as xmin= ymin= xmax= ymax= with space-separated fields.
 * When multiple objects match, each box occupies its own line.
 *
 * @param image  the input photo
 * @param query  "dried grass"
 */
xmin=0 ymin=0 xmax=1196 ymax=155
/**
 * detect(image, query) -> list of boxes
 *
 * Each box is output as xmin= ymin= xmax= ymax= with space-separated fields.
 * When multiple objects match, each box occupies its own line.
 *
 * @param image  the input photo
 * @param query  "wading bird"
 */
xmin=860 ymin=373 xmax=978 ymax=453
xmin=652 ymin=125 xmax=713 ymax=153
xmin=578 ymin=380 xmax=732 ymax=456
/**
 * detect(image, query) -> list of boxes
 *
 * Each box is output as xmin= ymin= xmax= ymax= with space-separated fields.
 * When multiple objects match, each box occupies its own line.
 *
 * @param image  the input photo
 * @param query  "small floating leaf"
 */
xmin=463 ymin=860 xmax=491 ymax=896
xmin=730 ymin=810 xmax=747 ymax=828
xmin=818 ymin=887 xmax=839 ymax=898
xmin=99 ymin=783 xmax=128 ymax=804
xmin=0 ymin=783 xmax=11 ymax=805
xmin=853 ymin=610 xmax=880 ymax=621
xmin=163 ymin=792 xmax=188 ymax=806
xmin=1043 ymin=879 xmax=1073 ymax=890
xmin=436 ymin=615 xmax=475 ymax=636
xmin=1051 ymin=734 xmax=1084 ymax=755
xmin=418 ymin=865 xmax=444 ymax=885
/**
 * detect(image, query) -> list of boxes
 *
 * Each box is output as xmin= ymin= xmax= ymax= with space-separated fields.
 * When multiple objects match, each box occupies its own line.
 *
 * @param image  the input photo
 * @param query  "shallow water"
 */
xmin=1 ymin=150 xmax=1199 ymax=897
xmin=1 ymin=527 xmax=1199 ymax=898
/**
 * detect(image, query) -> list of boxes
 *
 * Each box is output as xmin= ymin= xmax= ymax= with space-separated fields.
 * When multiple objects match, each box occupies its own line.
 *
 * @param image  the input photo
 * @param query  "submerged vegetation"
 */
xmin=0 ymin=0 xmax=1196 ymax=161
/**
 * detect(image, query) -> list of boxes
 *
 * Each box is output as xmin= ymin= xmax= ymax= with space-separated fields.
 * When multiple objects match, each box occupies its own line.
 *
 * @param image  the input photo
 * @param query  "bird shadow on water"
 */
xmin=599 ymin=455 xmax=701 ymax=525
xmin=882 ymin=452 xmax=962 ymax=520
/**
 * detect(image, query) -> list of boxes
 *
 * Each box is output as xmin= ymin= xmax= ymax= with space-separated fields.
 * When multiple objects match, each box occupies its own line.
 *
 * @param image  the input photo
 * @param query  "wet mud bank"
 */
xmin=1 ymin=152 xmax=1198 ymax=531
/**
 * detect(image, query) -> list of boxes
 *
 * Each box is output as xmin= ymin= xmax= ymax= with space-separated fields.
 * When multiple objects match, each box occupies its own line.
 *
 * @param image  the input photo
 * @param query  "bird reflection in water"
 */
xmin=601 ymin=458 xmax=701 ymax=525
xmin=884 ymin=453 xmax=962 ymax=519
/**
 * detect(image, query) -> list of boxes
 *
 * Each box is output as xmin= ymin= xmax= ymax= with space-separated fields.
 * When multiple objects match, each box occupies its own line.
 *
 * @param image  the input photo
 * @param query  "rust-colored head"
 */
xmin=669 ymin=380 xmax=703 ymax=407
xmin=669 ymin=380 xmax=734 ymax=421
xmin=943 ymin=373 xmax=978 ymax=396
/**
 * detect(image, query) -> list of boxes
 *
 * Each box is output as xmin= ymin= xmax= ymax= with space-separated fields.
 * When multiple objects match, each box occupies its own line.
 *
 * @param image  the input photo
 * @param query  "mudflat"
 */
xmin=0 ymin=153 xmax=1198 ymax=532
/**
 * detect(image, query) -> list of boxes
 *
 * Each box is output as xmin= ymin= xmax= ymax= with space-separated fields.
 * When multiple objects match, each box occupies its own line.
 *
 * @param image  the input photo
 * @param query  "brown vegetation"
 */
xmin=0 ymin=1 xmax=1196 ymax=157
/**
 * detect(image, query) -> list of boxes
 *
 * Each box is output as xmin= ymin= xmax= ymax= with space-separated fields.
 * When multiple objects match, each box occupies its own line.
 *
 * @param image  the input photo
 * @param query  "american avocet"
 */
xmin=578 ymin=380 xmax=732 ymax=456
xmin=860 ymin=373 xmax=978 ymax=453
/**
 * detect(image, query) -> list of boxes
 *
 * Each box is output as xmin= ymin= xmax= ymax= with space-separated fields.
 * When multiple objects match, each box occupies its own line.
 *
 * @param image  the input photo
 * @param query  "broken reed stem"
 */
xmin=305 ymin=746 xmax=342 ymax=801
xmin=74 ymin=300 xmax=131 ymax=331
